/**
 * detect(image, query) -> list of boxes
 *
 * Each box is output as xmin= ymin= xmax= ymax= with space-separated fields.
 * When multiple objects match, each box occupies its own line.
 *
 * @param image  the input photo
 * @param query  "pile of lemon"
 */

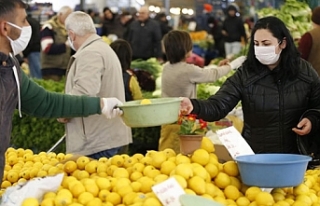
xmin=1 ymin=138 xmax=320 ymax=206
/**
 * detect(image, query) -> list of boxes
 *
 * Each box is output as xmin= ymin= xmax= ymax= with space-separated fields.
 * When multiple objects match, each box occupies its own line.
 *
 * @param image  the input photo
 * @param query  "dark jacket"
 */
xmin=191 ymin=59 xmax=320 ymax=153
xmin=23 ymin=16 xmax=41 ymax=57
xmin=127 ymin=19 xmax=162 ymax=60
xmin=101 ymin=15 xmax=124 ymax=38
xmin=222 ymin=16 xmax=247 ymax=43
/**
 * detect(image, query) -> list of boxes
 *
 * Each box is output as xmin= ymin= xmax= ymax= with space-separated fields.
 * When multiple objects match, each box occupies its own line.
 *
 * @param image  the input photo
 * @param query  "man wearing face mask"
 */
xmin=40 ymin=5 xmax=72 ymax=81
xmin=0 ymin=0 xmax=123 ymax=185
xmin=57 ymin=11 xmax=132 ymax=159
xmin=179 ymin=16 xmax=320 ymax=154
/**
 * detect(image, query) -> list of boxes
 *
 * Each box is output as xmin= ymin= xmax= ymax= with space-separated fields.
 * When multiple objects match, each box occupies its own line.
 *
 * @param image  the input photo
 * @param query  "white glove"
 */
xmin=101 ymin=97 xmax=123 ymax=119
xmin=228 ymin=56 xmax=247 ymax=70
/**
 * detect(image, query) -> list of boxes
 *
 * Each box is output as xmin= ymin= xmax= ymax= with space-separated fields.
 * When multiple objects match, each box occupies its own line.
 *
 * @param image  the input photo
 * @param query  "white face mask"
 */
xmin=68 ymin=36 xmax=76 ymax=51
xmin=254 ymin=44 xmax=281 ymax=65
xmin=6 ymin=22 xmax=32 ymax=55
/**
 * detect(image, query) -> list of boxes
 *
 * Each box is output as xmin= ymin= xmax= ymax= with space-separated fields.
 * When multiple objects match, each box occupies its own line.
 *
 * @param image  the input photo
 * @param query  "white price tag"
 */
xmin=216 ymin=126 xmax=255 ymax=159
xmin=152 ymin=177 xmax=186 ymax=206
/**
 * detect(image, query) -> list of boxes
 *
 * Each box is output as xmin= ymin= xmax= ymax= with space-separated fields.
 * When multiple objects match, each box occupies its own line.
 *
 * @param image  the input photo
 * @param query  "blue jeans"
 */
xmin=87 ymin=146 xmax=123 ymax=159
xmin=27 ymin=52 xmax=42 ymax=79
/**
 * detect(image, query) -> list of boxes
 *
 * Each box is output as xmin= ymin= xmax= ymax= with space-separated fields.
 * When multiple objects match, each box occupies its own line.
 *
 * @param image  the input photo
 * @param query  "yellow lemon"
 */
xmin=142 ymin=197 xmax=162 ymax=206
xmin=54 ymin=195 xmax=72 ymax=206
xmin=175 ymin=154 xmax=191 ymax=165
xmin=85 ymin=160 xmax=98 ymax=174
xmin=84 ymin=183 xmax=99 ymax=197
xmin=124 ymin=157 xmax=139 ymax=168
xmin=133 ymin=162 xmax=145 ymax=173
xmin=140 ymin=156 xmax=152 ymax=166
xmin=43 ymin=192 xmax=57 ymax=199
xmin=106 ymin=192 xmax=122 ymax=205
xmin=172 ymin=175 xmax=187 ymax=189
xmin=154 ymin=174 xmax=169 ymax=183
xmin=1 ymin=180 xmax=12 ymax=189
xmin=131 ymin=181 xmax=142 ymax=192
xmin=140 ymin=99 xmax=152 ymax=105
xmin=40 ymin=198 xmax=54 ymax=206
xmin=205 ymin=163 xmax=219 ymax=179
xmin=70 ymin=182 xmax=85 ymax=198
xmin=224 ymin=185 xmax=240 ymax=200
xmin=6 ymin=170 xmax=19 ymax=183
xmin=229 ymin=176 xmax=242 ymax=190
xmin=205 ymin=182 xmax=218 ymax=197
xmin=293 ymin=184 xmax=310 ymax=196
xmin=191 ymin=149 xmax=209 ymax=166
xmin=163 ymin=148 xmax=176 ymax=158
xmin=192 ymin=165 xmax=208 ymax=180
xmin=86 ymin=197 xmax=102 ymax=206
xmin=96 ymin=177 xmax=111 ymax=190
xmin=245 ymin=186 xmax=262 ymax=201
xmin=151 ymin=151 xmax=167 ymax=169
xmin=111 ymin=155 xmax=124 ymax=167
xmin=223 ymin=161 xmax=239 ymax=177
xmin=138 ymin=176 xmax=155 ymax=193
xmin=22 ymin=198 xmax=39 ymax=206
xmin=132 ymin=153 xmax=144 ymax=161
xmin=174 ymin=163 xmax=193 ymax=180
xmin=76 ymin=156 xmax=90 ymax=170
xmin=78 ymin=192 xmax=94 ymax=205
xmin=255 ymin=191 xmax=275 ymax=206
xmin=98 ymin=189 xmax=110 ymax=202
xmin=113 ymin=167 xmax=129 ymax=178
xmin=201 ymin=137 xmax=215 ymax=153
xmin=214 ymin=172 xmax=231 ymax=189
xmin=236 ymin=196 xmax=251 ymax=206
xmin=123 ymin=192 xmax=138 ymax=205
xmin=188 ymin=175 xmax=206 ymax=195
xmin=130 ymin=171 xmax=143 ymax=181
xmin=160 ymin=161 xmax=176 ymax=175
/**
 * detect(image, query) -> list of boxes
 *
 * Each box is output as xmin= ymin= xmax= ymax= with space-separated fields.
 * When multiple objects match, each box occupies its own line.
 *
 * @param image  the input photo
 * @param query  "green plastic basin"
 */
xmin=119 ymin=97 xmax=181 ymax=128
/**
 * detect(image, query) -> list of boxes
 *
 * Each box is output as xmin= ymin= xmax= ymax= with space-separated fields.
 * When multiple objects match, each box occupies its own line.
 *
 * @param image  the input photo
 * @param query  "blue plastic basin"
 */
xmin=235 ymin=154 xmax=311 ymax=188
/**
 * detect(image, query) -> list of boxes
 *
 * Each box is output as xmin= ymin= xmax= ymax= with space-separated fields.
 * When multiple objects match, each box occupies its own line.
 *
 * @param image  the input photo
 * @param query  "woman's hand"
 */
xmin=292 ymin=118 xmax=312 ymax=136
xmin=180 ymin=97 xmax=193 ymax=115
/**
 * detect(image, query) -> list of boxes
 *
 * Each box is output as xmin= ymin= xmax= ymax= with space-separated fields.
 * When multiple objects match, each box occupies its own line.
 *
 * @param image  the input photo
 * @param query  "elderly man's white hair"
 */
xmin=65 ymin=11 xmax=96 ymax=36
xmin=58 ymin=6 xmax=72 ymax=15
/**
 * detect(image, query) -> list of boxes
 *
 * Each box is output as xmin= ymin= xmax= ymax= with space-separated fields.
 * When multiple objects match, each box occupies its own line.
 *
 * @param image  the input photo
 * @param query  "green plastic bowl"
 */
xmin=119 ymin=97 xmax=181 ymax=128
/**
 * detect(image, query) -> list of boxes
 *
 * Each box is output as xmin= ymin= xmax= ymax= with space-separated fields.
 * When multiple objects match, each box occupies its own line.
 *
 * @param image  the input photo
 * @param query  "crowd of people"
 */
xmin=1 ymin=0 xmax=320 ymax=186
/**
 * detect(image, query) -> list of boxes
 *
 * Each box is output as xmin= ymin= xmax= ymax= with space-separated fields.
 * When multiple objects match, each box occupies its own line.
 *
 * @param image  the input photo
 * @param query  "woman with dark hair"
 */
xmin=180 ymin=16 xmax=320 ymax=154
xmin=110 ymin=39 xmax=143 ymax=101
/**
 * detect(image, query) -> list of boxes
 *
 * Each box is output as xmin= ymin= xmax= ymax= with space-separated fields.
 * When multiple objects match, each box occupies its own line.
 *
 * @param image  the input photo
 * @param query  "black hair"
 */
xmin=243 ymin=16 xmax=300 ymax=79
xmin=110 ymin=39 xmax=132 ymax=72
xmin=0 ymin=0 xmax=26 ymax=21
xmin=163 ymin=30 xmax=193 ymax=64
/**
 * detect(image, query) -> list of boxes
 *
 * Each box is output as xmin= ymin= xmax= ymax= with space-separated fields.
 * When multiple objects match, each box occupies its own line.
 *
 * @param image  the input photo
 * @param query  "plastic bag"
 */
xmin=0 ymin=173 xmax=64 ymax=206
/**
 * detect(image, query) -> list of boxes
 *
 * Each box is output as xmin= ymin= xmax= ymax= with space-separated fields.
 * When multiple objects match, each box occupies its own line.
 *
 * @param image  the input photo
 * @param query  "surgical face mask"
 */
xmin=68 ymin=36 xmax=76 ymax=51
xmin=254 ymin=43 xmax=281 ymax=65
xmin=6 ymin=22 xmax=32 ymax=55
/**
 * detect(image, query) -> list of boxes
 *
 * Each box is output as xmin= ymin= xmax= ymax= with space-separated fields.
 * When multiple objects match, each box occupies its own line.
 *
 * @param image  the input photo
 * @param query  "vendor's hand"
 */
xmin=101 ymin=97 xmax=123 ymax=119
xmin=218 ymin=58 xmax=230 ymax=66
xmin=228 ymin=56 xmax=247 ymax=70
xmin=292 ymin=118 xmax=312 ymax=136
xmin=57 ymin=118 xmax=70 ymax=123
xmin=180 ymin=97 xmax=193 ymax=115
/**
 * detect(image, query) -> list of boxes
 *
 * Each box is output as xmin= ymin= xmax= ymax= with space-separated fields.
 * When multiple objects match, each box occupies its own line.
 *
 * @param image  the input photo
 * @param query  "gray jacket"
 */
xmin=65 ymin=34 xmax=132 ymax=155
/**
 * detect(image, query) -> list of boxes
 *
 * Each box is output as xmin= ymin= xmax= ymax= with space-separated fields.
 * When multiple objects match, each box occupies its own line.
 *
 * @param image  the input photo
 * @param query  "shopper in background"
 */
xmin=298 ymin=6 xmax=320 ymax=76
xmin=222 ymin=4 xmax=247 ymax=59
xmin=180 ymin=16 xmax=320 ymax=154
xmin=160 ymin=30 xmax=245 ymax=153
xmin=22 ymin=8 xmax=42 ymax=79
xmin=0 ymin=0 xmax=123 ymax=185
xmin=126 ymin=6 xmax=162 ymax=61
xmin=120 ymin=11 xmax=135 ymax=40
xmin=110 ymin=39 xmax=143 ymax=101
xmin=100 ymin=7 xmax=123 ymax=38
xmin=58 ymin=11 xmax=132 ymax=159
xmin=40 ymin=5 xmax=72 ymax=81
